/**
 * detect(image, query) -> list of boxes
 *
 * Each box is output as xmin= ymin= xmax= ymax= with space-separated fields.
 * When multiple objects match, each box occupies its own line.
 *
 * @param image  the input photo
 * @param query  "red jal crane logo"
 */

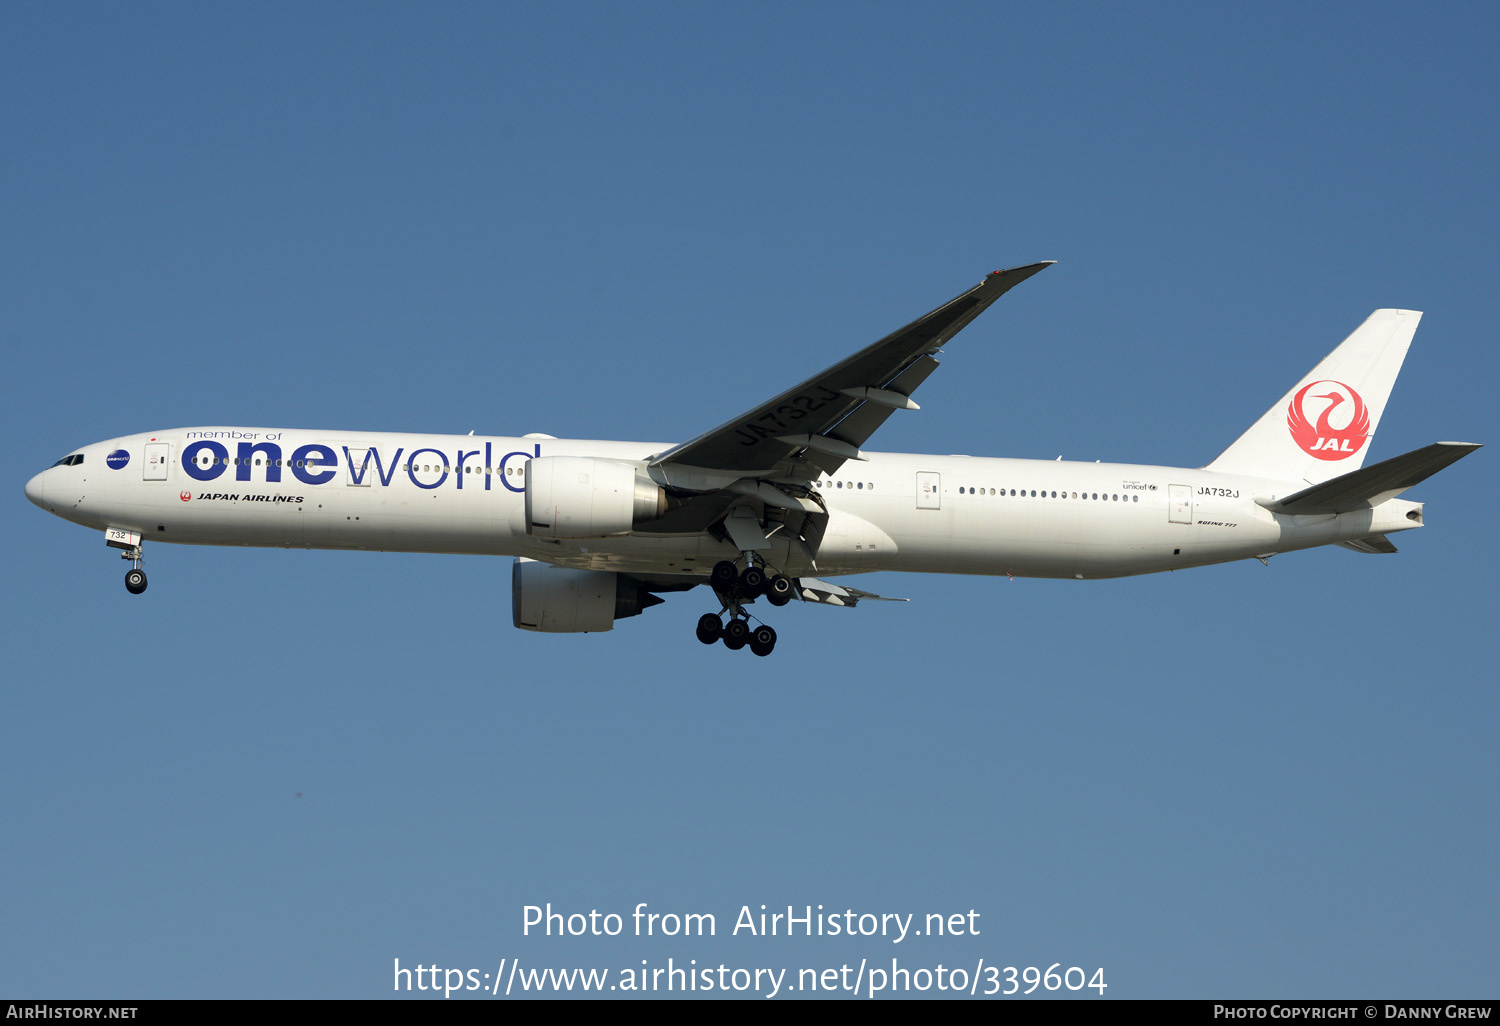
xmin=1287 ymin=380 xmax=1370 ymax=460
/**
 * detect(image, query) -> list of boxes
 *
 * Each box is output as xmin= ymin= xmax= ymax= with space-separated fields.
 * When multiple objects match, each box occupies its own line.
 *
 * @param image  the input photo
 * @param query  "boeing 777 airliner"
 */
xmin=25 ymin=263 xmax=1480 ymax=655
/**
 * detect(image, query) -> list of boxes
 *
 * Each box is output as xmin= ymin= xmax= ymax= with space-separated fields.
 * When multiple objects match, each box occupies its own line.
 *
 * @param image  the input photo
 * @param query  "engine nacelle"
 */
xmin=511 ymin=557 xmax=662 ymax=633
xmin=524 ymin=455 xmax=667 ymax=539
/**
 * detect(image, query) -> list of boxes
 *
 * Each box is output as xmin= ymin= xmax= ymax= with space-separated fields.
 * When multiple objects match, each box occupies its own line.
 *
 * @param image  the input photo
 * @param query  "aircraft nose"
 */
xmin=25 ymin=471 xmax=49 ymax=509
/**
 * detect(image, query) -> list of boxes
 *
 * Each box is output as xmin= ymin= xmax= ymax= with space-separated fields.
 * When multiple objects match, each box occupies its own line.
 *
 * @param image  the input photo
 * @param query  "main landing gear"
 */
xmin=696 ymin=612 xmax=778 ymax=657
xmin=695 ymin=558 xmax=795 ymax=656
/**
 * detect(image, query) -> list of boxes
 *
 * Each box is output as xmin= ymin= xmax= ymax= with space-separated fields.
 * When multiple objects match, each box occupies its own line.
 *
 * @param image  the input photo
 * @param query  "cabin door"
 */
xmin=916 ymin=472 xmax=941 ymax=510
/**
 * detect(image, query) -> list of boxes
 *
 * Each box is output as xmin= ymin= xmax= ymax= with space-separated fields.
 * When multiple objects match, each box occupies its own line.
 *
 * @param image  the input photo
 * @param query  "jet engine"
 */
xmin=511 ymin=557 xmax=662 ymax=633
xmin=524 ymin=455 xmax=668 ymax=539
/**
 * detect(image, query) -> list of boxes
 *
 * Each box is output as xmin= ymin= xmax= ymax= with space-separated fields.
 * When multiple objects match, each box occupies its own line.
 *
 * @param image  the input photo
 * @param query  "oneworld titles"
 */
xmin=523 ymin=903 xmax=980 ymax=944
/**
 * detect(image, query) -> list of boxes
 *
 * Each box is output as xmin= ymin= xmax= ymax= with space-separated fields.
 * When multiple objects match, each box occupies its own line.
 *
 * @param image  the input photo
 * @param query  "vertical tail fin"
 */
xmin=1204 ymin=309 xmax=1420 ymax=485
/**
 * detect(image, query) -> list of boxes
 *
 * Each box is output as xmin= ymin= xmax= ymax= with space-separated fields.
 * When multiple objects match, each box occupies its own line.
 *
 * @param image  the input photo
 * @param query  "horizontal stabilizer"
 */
xmin=1262 ymin=441 xmax=1481 ymax=514
xmin=797 ymin=577 xmax=907 ymax=607
xmin=1338 ymin=535 xmax=1399 ymax=554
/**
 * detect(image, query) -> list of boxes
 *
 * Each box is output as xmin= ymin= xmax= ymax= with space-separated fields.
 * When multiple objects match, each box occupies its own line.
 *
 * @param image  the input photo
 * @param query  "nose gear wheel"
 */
xmin=117 ymin=542 xmax=148 ymax=595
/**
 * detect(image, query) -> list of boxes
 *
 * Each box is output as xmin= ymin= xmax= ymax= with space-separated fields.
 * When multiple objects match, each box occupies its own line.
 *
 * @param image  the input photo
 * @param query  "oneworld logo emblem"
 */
xmin=1287 ymin=379 xmax=1370 ymax=461
xmin=106 ymin=449 xmax=131 ymax=470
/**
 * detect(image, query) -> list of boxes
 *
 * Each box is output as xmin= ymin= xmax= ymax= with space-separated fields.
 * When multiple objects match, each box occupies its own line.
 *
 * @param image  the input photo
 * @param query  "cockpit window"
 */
xmin=51 ymin=454 xmax=84 ymax=467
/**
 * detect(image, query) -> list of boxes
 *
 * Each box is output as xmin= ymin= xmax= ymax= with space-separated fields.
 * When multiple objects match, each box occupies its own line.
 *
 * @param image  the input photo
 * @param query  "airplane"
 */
xmin=24 ymin=262 xmax=1481 ymax=656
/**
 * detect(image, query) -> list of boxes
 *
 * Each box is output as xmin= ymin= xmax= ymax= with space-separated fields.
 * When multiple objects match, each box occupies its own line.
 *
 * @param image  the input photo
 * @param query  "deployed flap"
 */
xmin=721 ymin=506 xmax=771 ymax=551
xmin=1338 ymin=535 xmax=1399 ymax=554
xmin=651 ymin=262 xmax=1053 ymax=479
xmin=1262 ymin=441 xmax=1481 ymax=514
xmin=797 ymin=577 xmax=908 ymax=607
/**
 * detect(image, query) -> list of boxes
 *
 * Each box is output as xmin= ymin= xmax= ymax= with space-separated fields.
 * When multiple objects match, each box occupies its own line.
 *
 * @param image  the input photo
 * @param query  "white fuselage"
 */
xmin=26 ymin=427 xmax=1425 ymax=582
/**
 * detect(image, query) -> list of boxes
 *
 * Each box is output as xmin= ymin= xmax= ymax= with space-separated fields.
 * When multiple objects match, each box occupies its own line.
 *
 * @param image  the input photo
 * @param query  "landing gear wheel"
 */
xmin=124 ymin=569 xmax=148 ymax=595
xmin=695 ymin=613 xmax=722 ymax=645
xmin=723 ymin=618 xmax=750 ymax=650
xmin=766 ymin=574 xmax=794 ymax=606
xmin=711 ymin=560 xmax=739 ymax=589
xmin=749 ymin=624 xmax=777 ymax=657
xmin=739 ymin=566 xmax=766 ymax=596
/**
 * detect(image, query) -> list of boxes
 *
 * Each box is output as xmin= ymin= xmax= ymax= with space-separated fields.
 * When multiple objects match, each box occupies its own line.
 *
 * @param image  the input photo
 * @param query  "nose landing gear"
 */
xmin=106 ymin=530 xmax=148 ymax=595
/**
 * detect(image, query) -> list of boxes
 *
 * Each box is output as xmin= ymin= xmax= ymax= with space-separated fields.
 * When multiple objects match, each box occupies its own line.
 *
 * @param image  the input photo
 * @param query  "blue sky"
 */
xmin=4 ymin=1 xmax=1496 ymax=1000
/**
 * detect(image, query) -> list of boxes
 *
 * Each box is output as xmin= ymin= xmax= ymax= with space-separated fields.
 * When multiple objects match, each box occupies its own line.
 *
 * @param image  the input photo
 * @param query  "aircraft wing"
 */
xmin=649 ymin=262 xmax=1054 ymax=482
